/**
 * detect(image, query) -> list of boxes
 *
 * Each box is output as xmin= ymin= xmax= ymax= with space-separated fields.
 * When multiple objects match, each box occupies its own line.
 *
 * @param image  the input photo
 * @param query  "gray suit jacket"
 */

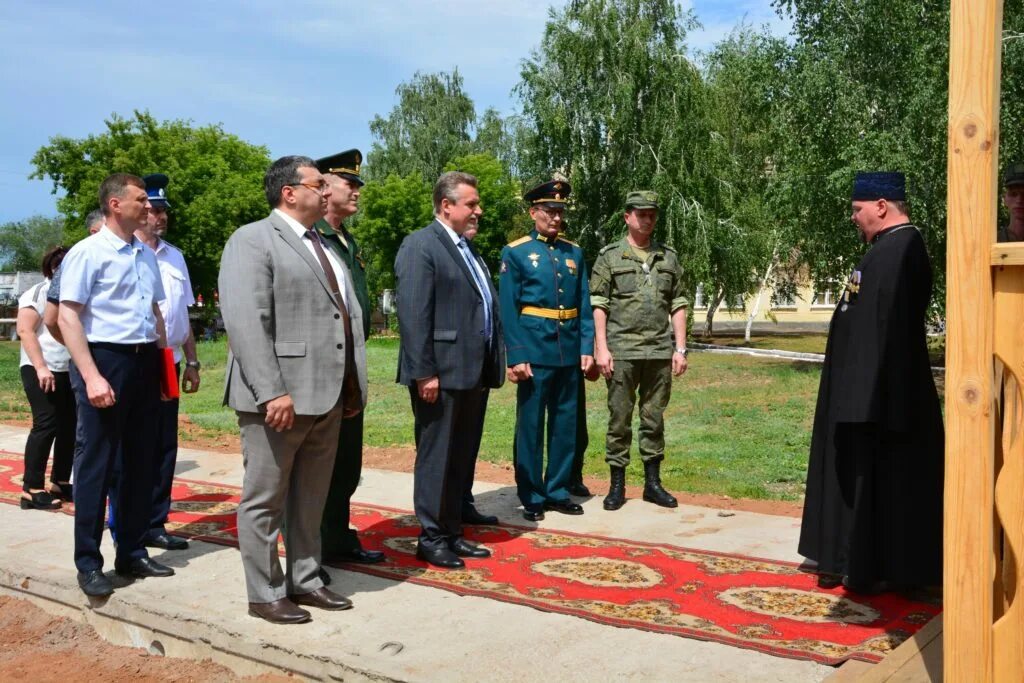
xmin=218 ymin=211 xmax=368 ymax=415
xmin=395 ymin=220 xmax=505 ymax=390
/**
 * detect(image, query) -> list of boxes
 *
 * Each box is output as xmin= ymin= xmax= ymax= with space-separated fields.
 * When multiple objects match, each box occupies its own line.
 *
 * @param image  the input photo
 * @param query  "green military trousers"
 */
xmin=319 ymin=410 xmax=365 ymax=558
xmin=514 ymin=365 xmax=579 ymax=508
xmin=605 ymin=359 xmax=673 ymax=468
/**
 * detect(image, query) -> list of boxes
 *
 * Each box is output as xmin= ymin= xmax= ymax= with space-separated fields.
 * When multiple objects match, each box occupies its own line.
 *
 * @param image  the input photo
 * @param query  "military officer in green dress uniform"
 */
xmin=590 ymin=191 xmax=689 ymax=511
xmin=500 ymin=180 xmax=595 ymax=522
xmin=314 ymin=150 xmax=385 ymax=578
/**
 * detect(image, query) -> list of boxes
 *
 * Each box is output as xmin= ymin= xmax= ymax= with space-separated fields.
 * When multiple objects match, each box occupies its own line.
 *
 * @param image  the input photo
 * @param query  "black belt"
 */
xmin=88 ymin=341 xmax=158 ymax=354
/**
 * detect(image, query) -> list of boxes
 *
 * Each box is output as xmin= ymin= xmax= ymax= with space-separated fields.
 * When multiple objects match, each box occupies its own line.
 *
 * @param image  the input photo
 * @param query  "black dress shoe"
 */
xmin=114 ymin=557 xmax=175 ymax=578
xmin=20 ymin=491 xmax=61 ymax=510
xmin=77 ymin=570 xmax=114 ymax=597
xmin=289 ymin=587 xmax=353 ymax=611
xmin=568 ymin=482 xmax=592 ymax=497
xmin=248 ymin=598 xmax=311 ymax=624
xmin=523 ymin=508 xmax=545 ymax=522
xmin=544 ymin=499 xmax=584 ymax=515
xmin=318 ymin=567 xmax=332 ymax=586
xmin=449 ymin=538 xmax=491 ymax=558
xmin=816 ymin=573 xmax=842 ymax=589
xmin=462 ymin=507 xmax=499 ymax=525
xmin=145 ymin=533 xmax=189 ymax=551
xmin=416 ymin=545 xmax=465 ymax=569
xmin=329 ymin=548 xmax=386 ymax=564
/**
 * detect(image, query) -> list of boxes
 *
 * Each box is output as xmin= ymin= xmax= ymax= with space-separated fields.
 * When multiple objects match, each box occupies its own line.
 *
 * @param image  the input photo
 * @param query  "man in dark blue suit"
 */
xmin=395 ymin=171 xmax=506 ymax=569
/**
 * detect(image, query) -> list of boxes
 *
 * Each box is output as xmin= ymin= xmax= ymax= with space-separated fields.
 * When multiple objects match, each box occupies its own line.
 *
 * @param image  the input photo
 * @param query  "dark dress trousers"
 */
xmin=395 ymin=220 xmax=505 ymax=551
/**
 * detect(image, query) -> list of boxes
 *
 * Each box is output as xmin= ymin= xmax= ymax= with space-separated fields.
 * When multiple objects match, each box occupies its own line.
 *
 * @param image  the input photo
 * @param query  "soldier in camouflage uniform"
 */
xmin=590 ymin=191 xmax=689 ymax=510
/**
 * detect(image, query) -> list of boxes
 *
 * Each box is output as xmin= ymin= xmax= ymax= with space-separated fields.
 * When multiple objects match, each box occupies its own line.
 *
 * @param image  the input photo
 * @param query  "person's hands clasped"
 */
xmin=35 ymin=366 xmax=56 ymax=393
xmin=417 ymin=376 xmax=440 ymax=404
xmin=508 ymin=362 xmax=533 ymax=384
xmin=264 ymin=394 xmax=295 ymax=432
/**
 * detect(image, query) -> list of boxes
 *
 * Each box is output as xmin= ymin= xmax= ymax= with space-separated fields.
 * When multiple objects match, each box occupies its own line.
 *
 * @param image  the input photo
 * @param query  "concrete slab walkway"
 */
xmin=0 ymin=424 xmax=833 ymax=682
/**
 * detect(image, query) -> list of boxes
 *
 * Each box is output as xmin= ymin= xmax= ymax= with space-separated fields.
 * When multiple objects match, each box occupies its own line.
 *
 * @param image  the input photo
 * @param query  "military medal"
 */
xmin=566 ymin=258 xmax=576 ymax=275
xmin=528 ymin=253 xmax=540 ymax=268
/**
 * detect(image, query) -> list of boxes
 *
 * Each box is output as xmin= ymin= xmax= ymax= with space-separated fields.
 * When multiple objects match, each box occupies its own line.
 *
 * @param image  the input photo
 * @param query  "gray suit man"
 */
xmin=219 ymin=155 xmax=367 ymax=624
xmin=395 ymin=171 xmax=505 ymax=569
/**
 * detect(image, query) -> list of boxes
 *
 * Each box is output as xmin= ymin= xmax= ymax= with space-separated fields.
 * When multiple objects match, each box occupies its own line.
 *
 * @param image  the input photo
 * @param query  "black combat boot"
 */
xmin=603 ymin=466 xmax=626 ymax=510
xmin=642 ymin=460 xmax=678 ymax=508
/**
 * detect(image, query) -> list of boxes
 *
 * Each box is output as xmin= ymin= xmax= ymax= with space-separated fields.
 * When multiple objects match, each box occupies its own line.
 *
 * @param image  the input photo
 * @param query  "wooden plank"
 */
xmin=992 ymin=267 xmax=1024 ymax=681
xmin=854 ymin=615 xmax=944 ymax=682
xmin=944 ymin=0 xmax=1003 ymax=680
xmin=992 ymin=243 xmax=1024 ymax=266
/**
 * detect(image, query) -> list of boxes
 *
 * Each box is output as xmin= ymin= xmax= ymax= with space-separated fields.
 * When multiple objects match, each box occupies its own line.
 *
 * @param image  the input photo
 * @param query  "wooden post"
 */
xmin=945 ymin=0 xmax=1003 ymax=680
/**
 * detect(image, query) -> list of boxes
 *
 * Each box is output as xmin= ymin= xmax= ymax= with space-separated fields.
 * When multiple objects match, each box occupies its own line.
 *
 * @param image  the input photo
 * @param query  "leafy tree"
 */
xmin=0 ymin=215 xmax=65 ymax=272
xmin=31 ymin=110 xmax=270 ymax=294
xmin=367 ymin=71 xmax=476 ymax=182
xmin=351 ymin=173 xmax=434 ymax=303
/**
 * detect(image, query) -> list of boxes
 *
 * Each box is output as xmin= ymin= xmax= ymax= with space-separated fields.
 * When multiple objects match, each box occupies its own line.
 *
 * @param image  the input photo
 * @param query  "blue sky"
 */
xmin=0 ymin=1 xmax=789 ymax=224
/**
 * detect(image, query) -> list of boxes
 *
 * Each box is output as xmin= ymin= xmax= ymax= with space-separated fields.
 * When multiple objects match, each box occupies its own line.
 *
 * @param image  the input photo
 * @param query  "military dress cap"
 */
xmin=524 ymin=179 xmax=572 ymax=208
xmin=143 ymin=173 xmax=171 ymax=208
xmin=851 ymin=171 xmax=906 ymax=201
xmin=625 ymin=190 xmax=659 ymax=209
xmin=1003 ymin=161 xmax=1024 ymax=188
xmin=316 ymin=149 xmax=364 ymax=187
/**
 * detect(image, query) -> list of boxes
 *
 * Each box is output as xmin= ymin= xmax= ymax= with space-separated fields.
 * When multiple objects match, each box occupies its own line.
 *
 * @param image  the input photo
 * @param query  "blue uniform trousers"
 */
xmin=70 ymin=343 xmax=160 ymax=572
xmin=514 ymin=365 xmax=578 ymax=508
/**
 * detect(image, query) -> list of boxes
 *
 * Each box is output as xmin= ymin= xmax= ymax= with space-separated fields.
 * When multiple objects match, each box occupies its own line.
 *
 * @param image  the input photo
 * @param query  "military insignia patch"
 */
xmin=528 ymin=253 xmax=541 ymax=268
xmin=501 ymin=261 xmax=508 ymax=273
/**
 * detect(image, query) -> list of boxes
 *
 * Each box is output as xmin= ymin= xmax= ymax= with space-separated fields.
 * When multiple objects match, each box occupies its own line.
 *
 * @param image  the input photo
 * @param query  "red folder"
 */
xmin=159 ymin=347 xmax=180 ymax=399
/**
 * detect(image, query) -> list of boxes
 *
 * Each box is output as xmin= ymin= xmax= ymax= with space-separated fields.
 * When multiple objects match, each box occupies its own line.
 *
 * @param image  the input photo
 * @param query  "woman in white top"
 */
xmin=17 ymin=246 xmax=76 ymax=510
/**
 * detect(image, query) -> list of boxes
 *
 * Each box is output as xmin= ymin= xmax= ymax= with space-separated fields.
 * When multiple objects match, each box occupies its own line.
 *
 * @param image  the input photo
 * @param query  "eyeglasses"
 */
xmin=289 ymin=182 xmax=330 ymax=195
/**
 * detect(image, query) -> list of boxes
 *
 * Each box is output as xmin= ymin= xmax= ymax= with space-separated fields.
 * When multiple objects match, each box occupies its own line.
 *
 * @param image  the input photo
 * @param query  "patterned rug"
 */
xmin=0 ymin=451 xmax=940 ymax=665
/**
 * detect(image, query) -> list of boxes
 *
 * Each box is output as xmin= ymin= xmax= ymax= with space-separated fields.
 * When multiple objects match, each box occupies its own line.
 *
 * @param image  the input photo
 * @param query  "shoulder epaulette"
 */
xmin=557 ymin=236 xmax=579 ymax=247
xmin=659 ymin=242 xmax=676 ymax=253
xmin=161 ymin=239 xmax=181 ymax=252
xmin=598 ymin=243 xmax=617 ymax=255
xmin=506 ymin=235 xmax=532 ymax=248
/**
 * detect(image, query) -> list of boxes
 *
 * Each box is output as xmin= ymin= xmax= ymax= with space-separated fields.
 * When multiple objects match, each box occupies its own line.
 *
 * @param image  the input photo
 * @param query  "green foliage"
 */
xmin=351 ymin=173 xmax=433 ymax=302
xmin=367 ymin=70 xmax=476 ymax=182
xmin=30 ymin=110 xmax=270 ymax=295
xmin=0 ymin=215 xmax=64 ymax=271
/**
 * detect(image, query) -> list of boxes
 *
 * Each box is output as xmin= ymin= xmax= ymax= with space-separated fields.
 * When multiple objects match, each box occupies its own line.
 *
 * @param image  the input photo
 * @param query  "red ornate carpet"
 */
xmin=0 ymin=451 xmax=940 ymax=665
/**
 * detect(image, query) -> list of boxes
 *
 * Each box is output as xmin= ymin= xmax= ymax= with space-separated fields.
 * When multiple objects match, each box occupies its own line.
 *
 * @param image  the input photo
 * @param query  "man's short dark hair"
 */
xmin=889 ymin=199 xmax=909 ymax=217
xmin=41 ymin=245 xmax=69 ymax=279
xmin=432 ymin=171 xmax=478 ymax=214
xmin=84 ymin=208 xmax=104 ymax=230
xmin=264 ymin=155 xmax=316 ymax=209
xmin=98 ymin=173 xmax=145 ymax=216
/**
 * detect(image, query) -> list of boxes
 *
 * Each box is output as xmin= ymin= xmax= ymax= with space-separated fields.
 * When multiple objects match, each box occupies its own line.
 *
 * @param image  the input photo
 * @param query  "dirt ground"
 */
xmin=0 ymin=595 xmax=291 ymax=682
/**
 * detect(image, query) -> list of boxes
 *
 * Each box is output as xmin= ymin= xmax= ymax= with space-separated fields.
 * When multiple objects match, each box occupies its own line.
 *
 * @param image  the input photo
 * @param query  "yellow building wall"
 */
xmin=691 ymin=281 xmax=836 ymax=326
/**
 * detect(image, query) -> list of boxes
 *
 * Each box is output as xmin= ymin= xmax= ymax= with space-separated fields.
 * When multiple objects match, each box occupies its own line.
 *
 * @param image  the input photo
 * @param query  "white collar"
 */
xmin=436 ymin=217 xmax=463 ymax=245
xmin=273 ymin=208 xmax=315 ymax=240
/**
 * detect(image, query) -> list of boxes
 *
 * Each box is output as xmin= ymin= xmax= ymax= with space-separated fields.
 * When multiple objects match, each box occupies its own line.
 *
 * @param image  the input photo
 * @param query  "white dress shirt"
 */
xmin=151 ymin=240 xmax=195 ymax=363
xmin=273 ymin=209 xmax=348 ymax=307
xmin=59 ymin=226 xmax=166 ymax=344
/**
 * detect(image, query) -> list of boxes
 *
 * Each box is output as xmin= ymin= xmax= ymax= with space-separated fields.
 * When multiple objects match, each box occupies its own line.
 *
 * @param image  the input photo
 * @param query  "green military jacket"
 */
xmin=589 ymin=236 xmax=688 ymax=360
xmin=314 ymin=218 xmax=372 ymax=340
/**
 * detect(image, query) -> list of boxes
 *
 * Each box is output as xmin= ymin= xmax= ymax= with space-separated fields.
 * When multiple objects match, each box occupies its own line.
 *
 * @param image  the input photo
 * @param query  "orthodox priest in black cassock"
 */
xmin=799 ymin=171 xmax=944 ymax=593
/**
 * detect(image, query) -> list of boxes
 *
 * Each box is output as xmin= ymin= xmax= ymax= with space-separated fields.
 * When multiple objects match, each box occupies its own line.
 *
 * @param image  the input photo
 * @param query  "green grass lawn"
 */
xmin=0 ymin=337 xmax=827 ymax=501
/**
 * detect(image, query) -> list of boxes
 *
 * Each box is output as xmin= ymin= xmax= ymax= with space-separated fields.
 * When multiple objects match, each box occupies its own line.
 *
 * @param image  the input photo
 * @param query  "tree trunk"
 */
xmin=702 ymin=286 xmax=725 ymax=338
xmin=745 ymin=250 xmax=778 ymax=343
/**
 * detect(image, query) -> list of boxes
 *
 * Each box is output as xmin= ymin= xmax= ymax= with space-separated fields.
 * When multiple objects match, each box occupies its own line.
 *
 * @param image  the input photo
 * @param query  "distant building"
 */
xmin=692 ymin=277 xmax=837 ymax=333
xmin=0 ymin=271 xmax=44 ymax=302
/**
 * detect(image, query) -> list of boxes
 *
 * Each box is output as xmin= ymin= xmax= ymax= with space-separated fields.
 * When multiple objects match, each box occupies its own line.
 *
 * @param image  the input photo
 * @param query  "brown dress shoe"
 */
xmin=288 ymin=587 xmax=353 ymax=611
xmin=248 ymin=598 xmax=311 ymax=624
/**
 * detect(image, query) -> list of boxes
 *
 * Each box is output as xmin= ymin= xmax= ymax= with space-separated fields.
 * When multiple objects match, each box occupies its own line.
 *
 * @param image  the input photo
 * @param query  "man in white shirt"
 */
xmin=58 ymin=173 xmax=174 ymax=597
xmin=125 ymin=173 xmax=200 ymax=551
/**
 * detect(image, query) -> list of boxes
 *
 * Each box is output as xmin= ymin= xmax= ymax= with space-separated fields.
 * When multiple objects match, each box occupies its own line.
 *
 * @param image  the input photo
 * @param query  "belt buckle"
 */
xmin=558 ymin=309 xmax=569 ymax=320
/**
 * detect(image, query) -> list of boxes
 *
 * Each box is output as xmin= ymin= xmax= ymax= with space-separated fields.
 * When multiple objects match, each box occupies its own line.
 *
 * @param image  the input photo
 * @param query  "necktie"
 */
xmin=305 ymin=229 xmax=359 ymax=407
xmin=459 ymin=238 xmax=492 ymax=342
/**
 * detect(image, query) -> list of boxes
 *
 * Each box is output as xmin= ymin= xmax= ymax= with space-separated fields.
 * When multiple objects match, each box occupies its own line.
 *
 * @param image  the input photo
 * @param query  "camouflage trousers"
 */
xmin=604 ymin=358 xmax=672 ymax=468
